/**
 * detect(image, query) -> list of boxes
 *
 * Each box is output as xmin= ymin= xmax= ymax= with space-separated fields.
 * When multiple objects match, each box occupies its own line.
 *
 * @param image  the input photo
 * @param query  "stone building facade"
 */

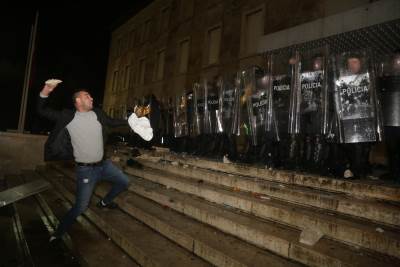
xmin=103 ymin=0 xmax=385 ymax=118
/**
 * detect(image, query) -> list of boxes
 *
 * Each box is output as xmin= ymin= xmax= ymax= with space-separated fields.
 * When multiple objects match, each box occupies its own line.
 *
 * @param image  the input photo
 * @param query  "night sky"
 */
xmin=1 ymin=2 xmax=152 ymax=133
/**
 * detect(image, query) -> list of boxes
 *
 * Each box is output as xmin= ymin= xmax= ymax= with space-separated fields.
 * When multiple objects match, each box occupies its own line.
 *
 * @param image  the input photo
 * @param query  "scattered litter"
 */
xmin=108 ymin=237 xmax=111 ymax=241
xmin=171 ymin=161 xmax=179 ymax=166
xmin=259 ymin=196 xmax=271 ymax=200
xmin=299 ymin=228 xmax=324 ymax=246
xmin=228 ymin=174 xmax=234 ymax=177
xmin=278 ymin=184 xmax=286 ymax=188
xmin=343 ymin=169 xmax=354 ymax=179
xmin=376 ymin=227 xmax=384 ymax=233
xmin=223 ymin=155 xmax=232 ymax=164
xmin=233 ymin=187 xmax=240 ymax=192
xmin=183 ymin=164 xmax=189 ymax=168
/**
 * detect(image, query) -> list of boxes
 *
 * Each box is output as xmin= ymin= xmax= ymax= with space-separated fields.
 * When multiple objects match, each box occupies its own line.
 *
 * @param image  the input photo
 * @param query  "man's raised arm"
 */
xmin=36 ymin=79 xmax=63 ymax=121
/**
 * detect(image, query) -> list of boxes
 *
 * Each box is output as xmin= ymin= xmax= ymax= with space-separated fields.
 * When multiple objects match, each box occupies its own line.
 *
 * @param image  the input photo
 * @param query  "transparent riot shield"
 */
xmin=173 ymin=91 xmax=188 ymax=138
xmin=333 ymin=50 xmax=382 ymax=143
xmin=192 ymin=83 xmax=205 ymax=137
xmin=378 ymin=52 xmax=400 ymax=127
xmin=186 ymin=90 xmax=195 ymax=137
xmin=204 ymin=76 xmax=223 ymax=134
xmin=270 ymin=53 xmax=296 ymax=141
xmin=220 ymin=74 xmax=239 ymax=135
xmin=240 ymin=66 xmax=270 ymax=146
xmin=293 ymin=47 xmax=330 ymax=135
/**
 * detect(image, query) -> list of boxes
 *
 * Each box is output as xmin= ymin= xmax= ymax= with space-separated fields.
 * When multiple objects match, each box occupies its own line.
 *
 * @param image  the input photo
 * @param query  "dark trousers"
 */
xmin=54 ymin=160 xmax=129 ymax=237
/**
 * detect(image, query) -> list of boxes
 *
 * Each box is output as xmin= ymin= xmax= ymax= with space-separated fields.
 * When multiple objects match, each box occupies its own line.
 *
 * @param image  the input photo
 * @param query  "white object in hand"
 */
xmin=45 ymin=79 xmax=63 ymax=86
xmin=128 ymin=113 xmax=153 ymax=141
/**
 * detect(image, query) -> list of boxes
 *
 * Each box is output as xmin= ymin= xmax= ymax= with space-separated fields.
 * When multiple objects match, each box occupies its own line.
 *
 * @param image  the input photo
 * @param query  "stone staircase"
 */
xmin=0 ymin=171 xmax=140 ymax=267
xmin=33 ymin=147 xmax=400 ymax=267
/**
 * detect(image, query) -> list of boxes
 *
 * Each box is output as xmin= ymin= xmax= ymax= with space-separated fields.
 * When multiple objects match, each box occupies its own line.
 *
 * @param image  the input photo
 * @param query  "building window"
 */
xmin=207 ymin=26 xmax=221 ymax=65
xmin=155 ymin=49 xmax=166 ymax=80
xmin=139 ymin=26 xmax=145 ymax=43
xmin=160 ymin=7 xmax=170 ymax=31
xmin=180 ymin=0 xmax=194 ymax=20
xmin=244 ymin=9 xmax=263 ymax=54
xmin=125 ymin=65 xmax=131 ymax=89
xmin=117 ymin=38 xmax=122 ymax=57
xmin=129 ymin=30 xmax=135 ymax=48
xmin=139 ymin=58 xmax=146 ymax=84
xmin=179 ymin=39 xmax=190 ymax=74
xmin=144 ymin=19 xmax=152 ymax=42
xmin=129 ymin=67 xmax=135 ymax=88
xmin=119 ymin=70 xmax=124 ymax=92
xmin=112 ymin=70 xmax=118 ymax=92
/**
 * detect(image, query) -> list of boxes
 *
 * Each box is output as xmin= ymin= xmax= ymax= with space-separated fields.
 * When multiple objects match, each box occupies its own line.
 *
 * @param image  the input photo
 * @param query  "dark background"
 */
xmin=1 ymin=2 xmax=152 ymax=133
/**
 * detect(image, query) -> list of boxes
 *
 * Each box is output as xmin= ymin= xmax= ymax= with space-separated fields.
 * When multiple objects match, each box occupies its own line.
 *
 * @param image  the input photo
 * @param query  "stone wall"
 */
xmin=0 ymin=132 xmax=46 ymax=176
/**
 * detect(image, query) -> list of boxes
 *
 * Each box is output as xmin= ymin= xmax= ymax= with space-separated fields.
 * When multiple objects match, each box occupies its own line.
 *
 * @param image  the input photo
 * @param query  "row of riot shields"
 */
xmin=167 ymin=49 xmax=383 ymax=144
xmin=164 ymin=47 xmax=384 ymax=163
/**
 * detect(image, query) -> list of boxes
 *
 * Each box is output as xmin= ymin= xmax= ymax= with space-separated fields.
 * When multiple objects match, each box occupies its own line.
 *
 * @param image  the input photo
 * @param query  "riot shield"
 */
xmin=186 ymin=90 xmax=195 ymax=137
xmin=240 ymin=66 xmax=270 ymax=146
xmin=270 ymin=53 xmax=296 ymax=141
xmin=192 ymin=83 xmax=205 ymax=136
xmin=378 ymin=52 xmax=400 ymax=127
xmin=220 ymin=74 xmax=239 ymax=135
xmin=159 ymin=97 xmax=174 ymax=146
xmin=333 ymin=50 xmax=382 ymax=143
xmin=204 ymin=77 xmax=223 ymax=134
xmin=293 ymin=47 xmax=330 ymax=135
xmin=173 ymin=91 xmax=188 ymax=138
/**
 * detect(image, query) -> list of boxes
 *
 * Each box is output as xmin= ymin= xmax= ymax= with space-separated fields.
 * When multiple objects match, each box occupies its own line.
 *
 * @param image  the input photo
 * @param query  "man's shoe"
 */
xmin=49 ymin=235 xmax=63 ymax=247
xmin=97 ymin=200 xmax=118 ymax=209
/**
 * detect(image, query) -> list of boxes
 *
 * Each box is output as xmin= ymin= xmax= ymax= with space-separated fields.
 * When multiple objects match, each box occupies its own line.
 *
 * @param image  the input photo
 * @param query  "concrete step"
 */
xmin=139 ymin=150 xmax=400 ymax=202
xmin=130 ymin=178 xmax=400 ymax=267
xmin=50 ymin=164 xmax=400 ymax=267
xmin=36 ymin=167 xmax=212 ymax=267
xmin=63 ymin=173 xmax=302 ymax=267
xmin=133 ymin=157 xmax=400 ymax=228
xmin=22 ymin=170 xmax=139 ymax=267
xmin=125 ymin=164 xmax=400 ymax=259
xmin=48 ymin=165 xmax=302 ymax=267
